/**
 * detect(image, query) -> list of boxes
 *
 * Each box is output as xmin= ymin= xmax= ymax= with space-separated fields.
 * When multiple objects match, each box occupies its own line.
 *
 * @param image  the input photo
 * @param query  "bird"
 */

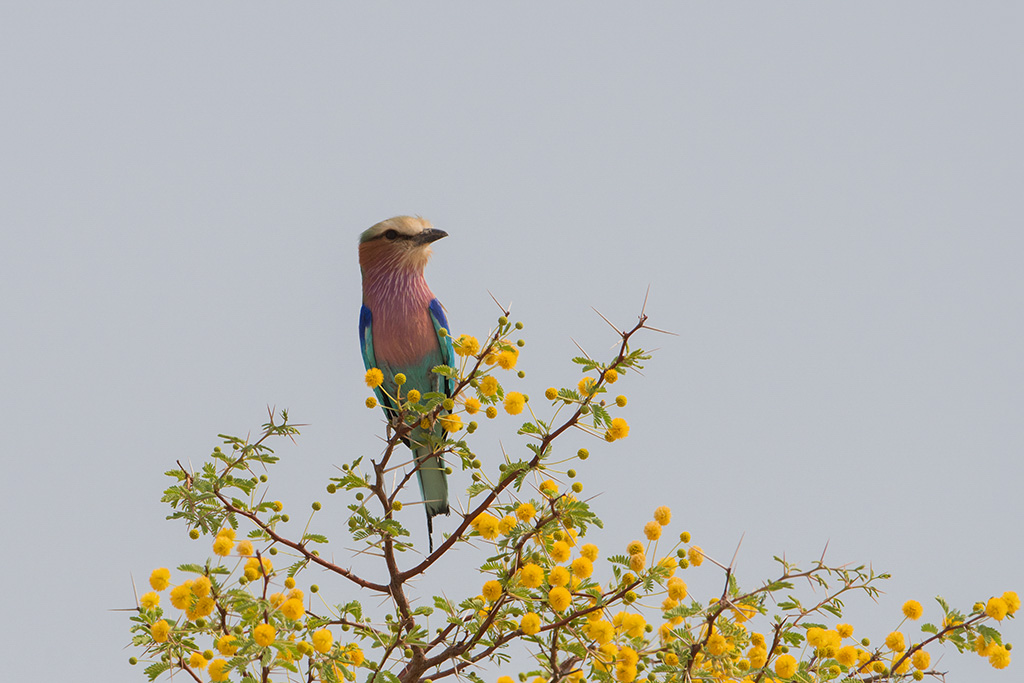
xmin=358 ymin=216 xmax=455 ymax=551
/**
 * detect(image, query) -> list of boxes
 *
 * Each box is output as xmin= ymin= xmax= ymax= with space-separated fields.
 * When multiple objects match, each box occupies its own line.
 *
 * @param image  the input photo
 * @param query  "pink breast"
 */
xmin=372 ymin=302 xmax=436 ymax=367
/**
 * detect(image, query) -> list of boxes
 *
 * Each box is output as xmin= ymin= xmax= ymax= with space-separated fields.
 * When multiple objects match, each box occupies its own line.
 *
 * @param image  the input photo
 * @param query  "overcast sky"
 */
xmin=1 ymin=3 xmax=1021 ymax=682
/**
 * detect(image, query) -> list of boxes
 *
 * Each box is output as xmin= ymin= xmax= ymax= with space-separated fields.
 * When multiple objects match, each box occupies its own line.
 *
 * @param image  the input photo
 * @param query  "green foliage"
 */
xmin=127 ymin=310 xmax=1017 ymax=683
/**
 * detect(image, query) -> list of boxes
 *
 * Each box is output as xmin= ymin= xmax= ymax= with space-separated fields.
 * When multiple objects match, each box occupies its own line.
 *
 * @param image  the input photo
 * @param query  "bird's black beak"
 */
xmin=416 ymin=228 xmax=448 ymax=245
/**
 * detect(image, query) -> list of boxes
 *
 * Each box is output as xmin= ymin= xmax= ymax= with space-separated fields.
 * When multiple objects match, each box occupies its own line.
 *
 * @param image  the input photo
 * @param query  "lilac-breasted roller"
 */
xmin=358 ymin=216 xmax=455 ymax=548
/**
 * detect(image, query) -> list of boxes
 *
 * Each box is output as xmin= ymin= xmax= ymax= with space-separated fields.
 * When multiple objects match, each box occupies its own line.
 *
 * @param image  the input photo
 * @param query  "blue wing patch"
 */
xmin=359 ymin=304 xmax=392 ymax=412
xmin=428 ymin=298 xmax=457 ymax=397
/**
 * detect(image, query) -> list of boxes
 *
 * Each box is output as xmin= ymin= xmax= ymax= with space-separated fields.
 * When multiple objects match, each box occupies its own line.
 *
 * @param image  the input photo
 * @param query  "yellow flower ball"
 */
xmin=653 ymin=506 xmax=671 ymax=525
xmin=551 ymin=540 xmax=571 ymax=563
xmin=885 ymin=631 xmax=906 ymax=652
xmin=281 ymin=598 xmax=304 ymax=620
xmin=186 ymin=596 xmax=215 ymax=620
xmin=912 ymin=649 xmax=930 ymax=670
xmin=581 ymin=543 xmax=599 ymax=561
xmin=208 ymin=659 xmax=229 ymax=682
xmin=626 ymin=540 xmax=644 ymax=555
xmin=439 ymin=413 xmax=463 ymax=432
xmin=618 ymin=646 xmax=638 ymax=667
xmin=571 ymin=557 xmax=594 ymax=579
xmin=519 ymin=563 xmax=544 ymax=589
xmin=732 ymin=604 xmax=756 ymax=624
xmin=455 ymin=334 xmax=480 ymax=357
xmin=253 ymin=623 xmax=276 ymax=647
xmin=615 ymin=395 xmax=627 ymax=407
xmin=544 ymin=387 xmax=558 ymax=400
xmin=498 ymin=515 xmax=517 ymax=535
xmin=212 ymin=535 xmax=233 ymax=557
xmin=578 ymin=377 xmax=598 ymax=396
xmin=345 ymin=646 xmax=365 ymax=667
xmin=406 ymin=389 xmax=421 ymax=403
xmin=139 ymin=592 xmax=160 ymax=609
xmin=989 ymin=645 xmax=1011 ymax=669
xmin=151 ymin=619 xmax=170 ymax=643
xmin=394 ymin=373 xmax=406 ymax=385
xmin=149 ymin=568 xmax=171 ymax=591
xmin=364 ymin=368 xmax=384 ymax=389
xmin=485 ymin=406 xmax=498 ymax=419
xmin=986 ymin=597 xmax=1009 ymax=621
xmin=216 ymin=634 xmax=239 ymax=656
xmin=312 ymin=629 xmax=333 ymax=654
xmin=235 ymin=540 xmax=254 ymax=557
xmin=365 ymin=396 xmax=377 ymax=409
xmin=188 ymin=651 xmax=207 ymax=669
xmin=504 ymin=391 xmax=526 ymax=415
xmin=807 ymin=627 xmax=826 ymax=648
xmin=774 ymin=653 xmax=797 ymax=678
xmin=836 ymin=645 xmax=857 ymax=667
xmin=549 ymin=566 xmax=570 ymax=587
xmin=169 ymin=582 xmax=193 ymax=610
xmin=748 ymin=647 xmax=768 ymax=669
xmin=628 ymin=553 xmax=646 ymax=572
xmin=471 ymin=512 xmax=500 ymax=540
xmin=975 ymin=634 xmax=997 ymax=656
xmin=707 ymin=633 xmax=728 ymax=656
xmin=837 ymin=623 xmax=854 ymax=638
xmin=1002 ymin=591 xmax=1021 ymax=614
xmin=549 ymin=586 xmax=572 ymax=612
xmin=587 ymin=619 xmax=615 ymax=644
xmin=497 ymin=677 xmax=514 ymax=683
xmin=903 ymin=600 xmax=923 ymax=620
xmin=607 ymin=417 xmax=629 ymax=440
xmin=667 ymin=577 xmax=687 ymax=601
xmin=191 ymin=576 xmax=212 ymax=598
xmin=482 ymin=580 xmax=502 ymax=602
xmin=464 ymin=397 xmax=481 ymax=414
xmin=520 ymin=612 xmax=541 ymax=636
xmin=497 ymin=349 xmax=518 ymax=370
xmin=644 ymin=520 xmax=662 ymax=541
xmin=687 ymin=546 xmax=704 ymax=567
xmin=515 ymin=502 xmax=536 ymax=522
xmin=479 ymin=375 xmax=499 ymax=397
xmin=604 ymin=368 xmax=618 ymax=383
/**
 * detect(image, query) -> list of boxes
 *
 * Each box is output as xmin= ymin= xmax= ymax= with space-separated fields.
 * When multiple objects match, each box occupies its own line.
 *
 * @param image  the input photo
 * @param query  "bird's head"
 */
xmin=358 ymin=216 xmax=448 ymax=273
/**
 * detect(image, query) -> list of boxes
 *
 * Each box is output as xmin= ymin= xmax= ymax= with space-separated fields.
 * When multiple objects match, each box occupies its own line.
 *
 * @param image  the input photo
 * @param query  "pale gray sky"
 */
xmin=1 ymin=3 xmax=1021 ymax=681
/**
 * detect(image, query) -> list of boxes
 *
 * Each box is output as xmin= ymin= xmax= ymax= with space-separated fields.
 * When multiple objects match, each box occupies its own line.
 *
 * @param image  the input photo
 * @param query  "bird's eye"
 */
xmin=384 ymin=229 xmax=398 ymax=240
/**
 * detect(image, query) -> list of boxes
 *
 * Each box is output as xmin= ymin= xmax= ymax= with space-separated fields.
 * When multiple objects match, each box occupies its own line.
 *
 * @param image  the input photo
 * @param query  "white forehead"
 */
xmin=360 ymin=215 xmax=433 ymax=242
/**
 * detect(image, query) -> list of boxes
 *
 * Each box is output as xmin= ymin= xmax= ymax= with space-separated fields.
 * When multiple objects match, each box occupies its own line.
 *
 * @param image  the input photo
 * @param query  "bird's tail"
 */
xmin=414 ymin=446 xmax=449 ymax=552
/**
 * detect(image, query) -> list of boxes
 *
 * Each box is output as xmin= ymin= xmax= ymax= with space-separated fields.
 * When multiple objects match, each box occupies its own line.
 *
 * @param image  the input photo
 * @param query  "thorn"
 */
xmin=486 ymin=290 xmax=510 ymax=316
xmin=569 ymin=337 xmax=593 ymax=360
xmin=730 ymin=533 xmax=745 ymax=570
xmin=591 ymin=306 xmax=620 ymax=334
xmin=641 ymin=284 xmax=652 ymax=317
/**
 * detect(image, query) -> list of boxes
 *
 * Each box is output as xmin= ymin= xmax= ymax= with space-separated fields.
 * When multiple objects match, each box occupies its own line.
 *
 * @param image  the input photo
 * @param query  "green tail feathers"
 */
xmin=414 ymin=445 xmax=449 ymax=552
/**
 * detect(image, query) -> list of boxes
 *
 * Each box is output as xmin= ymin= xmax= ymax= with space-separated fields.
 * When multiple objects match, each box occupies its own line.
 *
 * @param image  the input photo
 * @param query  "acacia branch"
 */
xmin=214 ymin=490 xmax=389 ymax=593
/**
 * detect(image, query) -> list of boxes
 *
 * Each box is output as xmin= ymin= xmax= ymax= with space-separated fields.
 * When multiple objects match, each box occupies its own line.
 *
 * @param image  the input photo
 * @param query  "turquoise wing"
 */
xmin=428 ymin=298 xmax=456 ymax=397
xmin=359 ymin=304 xmax=392 ymax=414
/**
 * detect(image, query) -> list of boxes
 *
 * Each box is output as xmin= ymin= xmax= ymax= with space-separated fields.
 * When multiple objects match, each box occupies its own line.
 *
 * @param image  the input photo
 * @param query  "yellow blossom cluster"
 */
xmin=133 ymin=318 xmax=1018 ymax=683
xmin=139 ymin=559 xmax=367 ymax=680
